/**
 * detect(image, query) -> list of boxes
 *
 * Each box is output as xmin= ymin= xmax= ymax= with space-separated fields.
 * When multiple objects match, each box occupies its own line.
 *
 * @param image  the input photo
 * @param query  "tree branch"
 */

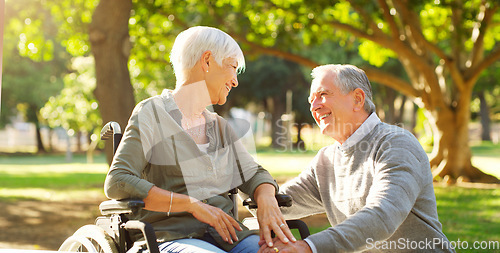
xmin=347 ymin=0 xmax=383 ymax=37
xmin=466 ymin=46 xmax=500 ymax=84
xmin=394 ymin=0 xmax=448 ymax=60
xmin=377 ymin=0 xmax=400 ymax=39
xmin=229 ymin=33 xmax=320 ymax=68
xmin=157 ymin=9 xmax=190 ymax=30
xmin=363 ymin=67 xmax=420 ymax=100
xmin=470 ymin=4 xmax=498 ymax=70
xmin=393 ymin=0 xmax=448 ymax=100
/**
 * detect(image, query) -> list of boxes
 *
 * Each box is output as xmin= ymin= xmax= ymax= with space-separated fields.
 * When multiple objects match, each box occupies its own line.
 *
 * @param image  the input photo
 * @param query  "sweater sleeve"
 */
xmin=279 ymin=151 xmax=325 ymax=220
xmin=306 ymin=133 xmax=427 ymax=252
xmin=104 ymin=101 xmax=155 ymax=200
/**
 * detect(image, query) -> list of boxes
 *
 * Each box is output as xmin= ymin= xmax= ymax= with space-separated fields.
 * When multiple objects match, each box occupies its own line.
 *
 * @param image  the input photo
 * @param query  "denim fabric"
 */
xmin=151 ymin=234 xmax=260 ymax=253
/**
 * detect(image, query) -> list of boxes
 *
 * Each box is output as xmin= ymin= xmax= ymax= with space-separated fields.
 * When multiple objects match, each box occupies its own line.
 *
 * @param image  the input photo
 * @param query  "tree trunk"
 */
xmin=477 ymin=91 xmax=492 ymax=141
xmin=90 ymin=0 xmax=135 ymax=164
xmin=35 ymin=120 xmax=46 ymax=153
xmin=395 ymin=95 xmax=407 ymax=124
xmin=76 ymin=131 xmax=82 ymax=152
xmin=427 ymin=96 xmax=499 ymax=183
xmin=384 ymin=87 xmax=396 ymax=124
xmin=293 ymin=122 xmax=306 ymax=151
xmin=48 ymin=128 xmax=54 ymax=152
xmin=268 ymin=97 xmax=287 ymax=150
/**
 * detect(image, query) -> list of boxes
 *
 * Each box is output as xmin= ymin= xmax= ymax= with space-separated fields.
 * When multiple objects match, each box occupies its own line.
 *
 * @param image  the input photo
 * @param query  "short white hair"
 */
xmin=311 ymin=64 xmax=376 ymax=114
xmin=170 ymin=26 xmax=245 ymax=87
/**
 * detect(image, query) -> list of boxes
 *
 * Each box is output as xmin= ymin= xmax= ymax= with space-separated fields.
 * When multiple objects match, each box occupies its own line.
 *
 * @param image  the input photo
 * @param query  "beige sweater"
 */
xmin=280 ymin=114 xmax=453 ymax=252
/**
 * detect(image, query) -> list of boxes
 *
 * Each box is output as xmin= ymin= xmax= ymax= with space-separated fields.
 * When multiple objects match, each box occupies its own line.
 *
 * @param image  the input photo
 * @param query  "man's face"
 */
xmin=308 ymin=72 xmax=357 ymax=141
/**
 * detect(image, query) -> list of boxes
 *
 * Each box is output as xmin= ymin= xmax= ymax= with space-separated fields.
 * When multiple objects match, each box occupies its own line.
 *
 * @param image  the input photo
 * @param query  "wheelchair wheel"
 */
xmin=59 ymin=225 xmax=118 ymax=253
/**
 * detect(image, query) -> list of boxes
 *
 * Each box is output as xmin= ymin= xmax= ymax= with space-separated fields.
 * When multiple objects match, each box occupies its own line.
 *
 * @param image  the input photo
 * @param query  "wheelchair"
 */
xmin=59 ymin=122 xmax=309 ymax=253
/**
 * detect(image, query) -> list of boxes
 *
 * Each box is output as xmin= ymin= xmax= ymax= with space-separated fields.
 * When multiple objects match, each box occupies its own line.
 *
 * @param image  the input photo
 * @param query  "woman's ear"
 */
xmin=352 ymin=88 xmax=366 ymax=112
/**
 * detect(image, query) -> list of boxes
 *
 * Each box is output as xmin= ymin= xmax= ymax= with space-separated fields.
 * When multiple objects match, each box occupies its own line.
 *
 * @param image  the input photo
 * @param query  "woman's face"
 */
xmin=205 ymin=56 xmax=239 ymax=105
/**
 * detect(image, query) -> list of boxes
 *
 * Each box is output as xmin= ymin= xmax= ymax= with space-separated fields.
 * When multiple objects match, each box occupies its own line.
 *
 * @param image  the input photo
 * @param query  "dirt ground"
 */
xmin=0 ymin=197 xmax=104 ymax=251
xmin=0 ymin=197 xmax=329 ymax=251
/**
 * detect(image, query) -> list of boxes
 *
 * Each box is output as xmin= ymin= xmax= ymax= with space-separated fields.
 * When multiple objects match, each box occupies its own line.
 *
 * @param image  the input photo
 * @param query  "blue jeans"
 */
xmin=155 ymin=234 xmax=260 ymax=253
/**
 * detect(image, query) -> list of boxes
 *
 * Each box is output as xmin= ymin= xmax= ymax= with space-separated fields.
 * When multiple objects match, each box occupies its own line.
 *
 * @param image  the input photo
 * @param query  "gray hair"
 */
xmin=170 ymin=26 xmax=245 ymax=87
xmin=311 ymin=64 xmax=376 ymax=114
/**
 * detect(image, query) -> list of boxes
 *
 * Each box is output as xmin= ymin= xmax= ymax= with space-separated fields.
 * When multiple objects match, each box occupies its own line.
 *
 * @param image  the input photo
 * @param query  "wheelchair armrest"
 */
xmin=99 ymin=199 xmax=145 ymax=215
xmin=243 ymin=194 xmax=292 ymax=209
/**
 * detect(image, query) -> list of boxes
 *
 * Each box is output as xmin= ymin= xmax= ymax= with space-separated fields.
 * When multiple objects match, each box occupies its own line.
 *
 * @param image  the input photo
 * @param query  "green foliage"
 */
xmin=40 ymin=57 xmax=102 ymax=136
xmin=5 ymin=0 xmax=499 ymax=158
xmin=472 ymin=61 xmax=500 ymax=121
xmin=358 ymin=40 xmax=396 ymax=67
xmin=2 ymin=0 xmax=70 ymax=128
xmin=414 ymin=108 xmax=434 ymax=150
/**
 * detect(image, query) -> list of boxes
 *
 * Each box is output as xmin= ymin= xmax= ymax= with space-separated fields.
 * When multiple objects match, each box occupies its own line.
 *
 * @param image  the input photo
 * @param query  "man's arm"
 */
xmin=306 ymin=133 xmax=427 ymax=252
xmin=279 ymin=152 xmax=325 ymax=220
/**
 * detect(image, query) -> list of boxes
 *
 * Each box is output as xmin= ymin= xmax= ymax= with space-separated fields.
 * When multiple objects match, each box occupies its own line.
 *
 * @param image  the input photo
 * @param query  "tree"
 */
xmin=229 ymin=55 xmax=313 ymax=149
xmin=155 ymin=0 xmax=500 ymax=182
xmin=34 ymin=0 xmax=498 ymax=180
xmin=472 ymin=61 xmax=500 ymax=141
xmin=2 ymin=0 xmax=68 ymax=152
xmin=40 ymin=56 xmax=102 ymax=151
xmin=89 ymin=0 xmax=135 ymax=163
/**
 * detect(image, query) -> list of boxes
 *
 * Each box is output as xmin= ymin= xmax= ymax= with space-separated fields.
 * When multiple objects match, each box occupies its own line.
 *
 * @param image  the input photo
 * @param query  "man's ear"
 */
xmin=352 ymin=88 xmax=366 ymax=112
xmin=201 ymin=50 xmax=211 ymax=72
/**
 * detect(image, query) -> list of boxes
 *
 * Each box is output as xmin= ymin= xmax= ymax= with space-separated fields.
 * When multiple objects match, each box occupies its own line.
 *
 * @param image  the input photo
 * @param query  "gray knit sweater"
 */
xmin=280 ymin=114 xmax=453 ymax=252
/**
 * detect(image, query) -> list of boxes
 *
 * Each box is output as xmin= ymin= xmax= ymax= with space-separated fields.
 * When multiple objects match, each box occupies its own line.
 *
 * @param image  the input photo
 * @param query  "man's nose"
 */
xmin=231 ymin=77 xmax=238 ymax=88
xmin=310 ymin=98 xmax=322 ymax=112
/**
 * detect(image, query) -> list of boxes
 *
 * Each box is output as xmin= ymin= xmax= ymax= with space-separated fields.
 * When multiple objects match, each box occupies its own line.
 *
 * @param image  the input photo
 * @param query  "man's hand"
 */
xmin=254 ymin=184 xmax=296 ymax=247
xmin=258 ymin=238 xmax=312 ymax=253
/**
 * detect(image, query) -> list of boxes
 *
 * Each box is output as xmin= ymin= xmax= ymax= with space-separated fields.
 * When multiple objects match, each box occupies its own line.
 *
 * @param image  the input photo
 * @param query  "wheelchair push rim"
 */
xmin=58 ymin=225 xmax=118 ymax=253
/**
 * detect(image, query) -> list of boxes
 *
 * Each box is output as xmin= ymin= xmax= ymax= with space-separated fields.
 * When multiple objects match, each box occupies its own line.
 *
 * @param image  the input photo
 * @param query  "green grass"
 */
xmin=435 ymin=186 xmax=500 ymax=252
xmin=255 ymin=151 xmax=316 ymax=177
xmin=1 ymin=143 xmax=500 ymax=250
xmin=0 ymin=153 xmax=108 ymax=201
xmin=471 ymin=141 xmax=500 ymax=179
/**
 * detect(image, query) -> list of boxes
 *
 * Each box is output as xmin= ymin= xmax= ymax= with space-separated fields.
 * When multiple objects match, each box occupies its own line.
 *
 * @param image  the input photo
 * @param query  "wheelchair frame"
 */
xmin=58 ymin=121 xmax=309 ymax=253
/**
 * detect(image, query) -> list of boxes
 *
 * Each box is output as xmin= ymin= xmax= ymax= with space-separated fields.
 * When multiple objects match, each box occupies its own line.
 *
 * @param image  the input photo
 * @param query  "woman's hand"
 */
xmin=144 ymin=186 xmax=241 ymax=244
xmin=254 ymin=184 xmax=296 ymax=248
xmin=188 ymin=199 xmax=242 ymax=244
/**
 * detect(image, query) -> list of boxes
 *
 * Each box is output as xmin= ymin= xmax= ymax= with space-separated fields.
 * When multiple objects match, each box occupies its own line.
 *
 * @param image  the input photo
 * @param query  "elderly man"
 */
xmin=259 ymin=64 xmax=453 ymax=253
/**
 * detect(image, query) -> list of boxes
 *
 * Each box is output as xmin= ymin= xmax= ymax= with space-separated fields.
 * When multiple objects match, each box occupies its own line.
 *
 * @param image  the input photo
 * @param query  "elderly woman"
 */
xmin=104 ymin=26 xmax=295 ymax=253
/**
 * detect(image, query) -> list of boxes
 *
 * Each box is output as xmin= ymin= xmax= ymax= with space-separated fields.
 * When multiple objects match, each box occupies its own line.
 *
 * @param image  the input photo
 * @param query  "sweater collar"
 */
xmin=340 ymin=113 xmax=381 ymax=152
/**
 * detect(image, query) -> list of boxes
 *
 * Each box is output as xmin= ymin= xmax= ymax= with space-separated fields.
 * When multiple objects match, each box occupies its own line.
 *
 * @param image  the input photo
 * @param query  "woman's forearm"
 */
xmin=143 ymin=186 xmax=197 ymax=213
xmin=253 ymin=183 xmax=277 ymax=206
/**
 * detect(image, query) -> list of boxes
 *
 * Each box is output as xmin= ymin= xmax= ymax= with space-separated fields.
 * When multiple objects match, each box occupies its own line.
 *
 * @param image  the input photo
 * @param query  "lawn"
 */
xmin=0 ymin=154 xmax=108 ymax=202
xmin=0 ymin=142 xmax=499 ymax=252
